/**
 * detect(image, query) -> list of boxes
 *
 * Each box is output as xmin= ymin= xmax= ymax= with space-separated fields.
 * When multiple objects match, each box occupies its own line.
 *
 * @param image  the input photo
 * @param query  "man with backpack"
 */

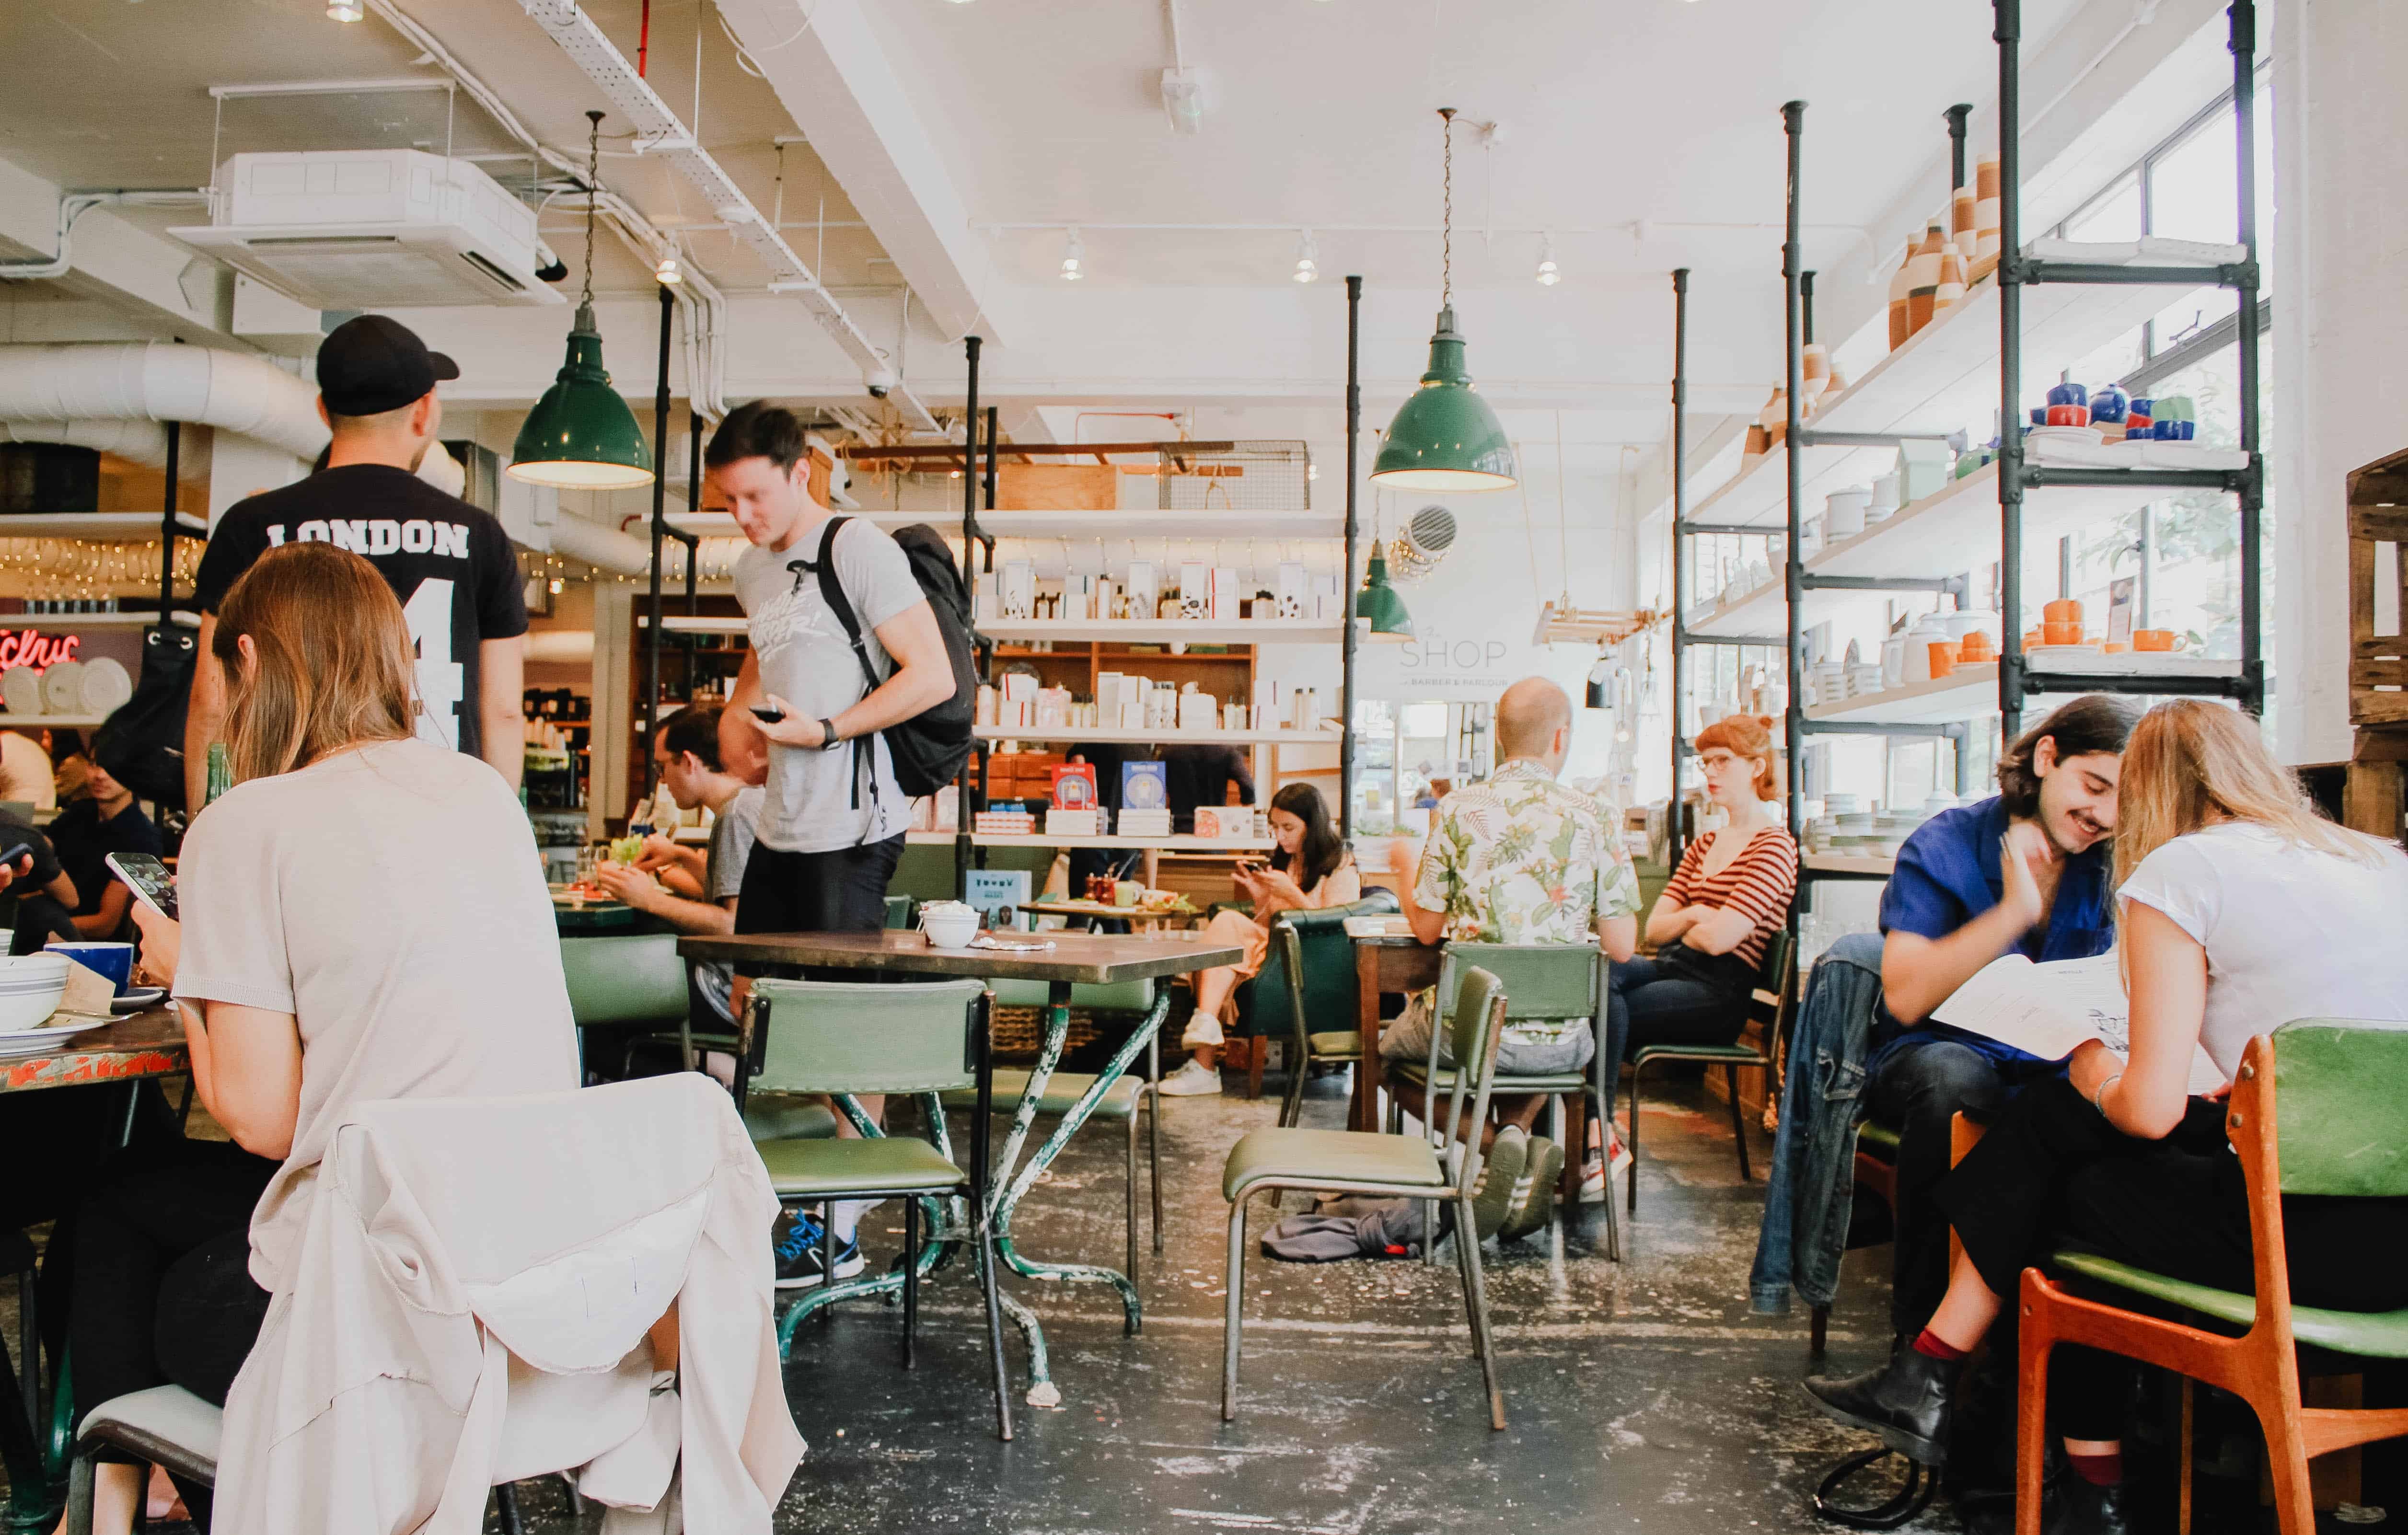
xmin=708 ymin=400 xmax=970 ymax=1289
xmin=709 ymin=401 xmax=961 ymax=936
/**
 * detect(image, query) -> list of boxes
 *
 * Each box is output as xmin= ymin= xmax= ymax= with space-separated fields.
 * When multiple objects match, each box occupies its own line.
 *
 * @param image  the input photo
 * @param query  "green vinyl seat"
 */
xmin=1237 ymin=891 xmax=1400 ymax=1116
xmin=1220 ymin=1127 xmax=1443 ymax=1202
xmin=560 ymin=933 xmax=695 ymax=1080
xmin=743 ymin=976 xmax=1014 ymax=1439
xmin=1220 ymin=965 xmax=1513 ymax=1430
xmin=1628 ymin=926 xmax=1797 ymax=1209
xmin=2047 ymin=1252 xmax=2408 ymax=1359
xmin=1856 ymin=1120 xmax=1902 ymax=1157
xmin=743 ymin=1096 xmax=839 ymax=1142
xmin=755 ymin=1134 xmax=969 ymax=1198
xmin=1386 ymin=1062 xmax=1587 ymax=1095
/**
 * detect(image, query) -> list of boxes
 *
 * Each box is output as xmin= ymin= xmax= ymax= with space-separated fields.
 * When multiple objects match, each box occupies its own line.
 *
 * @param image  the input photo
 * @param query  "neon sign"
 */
xmin=0 ymin=632 xmax=81 ymax=671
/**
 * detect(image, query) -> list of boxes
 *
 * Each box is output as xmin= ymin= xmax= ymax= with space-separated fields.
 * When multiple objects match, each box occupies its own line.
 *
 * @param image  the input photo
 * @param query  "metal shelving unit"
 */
xmin=1669 ymin=0 xmax=2265 ymax=880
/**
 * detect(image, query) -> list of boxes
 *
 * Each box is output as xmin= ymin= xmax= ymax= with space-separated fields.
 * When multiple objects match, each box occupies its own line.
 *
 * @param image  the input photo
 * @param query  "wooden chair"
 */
xmin=2017 ymin=1023 xmax=2408 ymax=1535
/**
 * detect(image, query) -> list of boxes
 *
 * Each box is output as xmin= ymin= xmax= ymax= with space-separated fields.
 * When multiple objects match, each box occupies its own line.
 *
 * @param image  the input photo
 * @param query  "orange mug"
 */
xmin=2023 ymin=627 xmax=2045 ymax=649
xmin=2101 ymin=641 xmax=2130 ymax=654
xmin=1926 ymin=641 xmax=1958 ymax=679
xmin=2043 ymin=621 xmax=2081 ymax=646
xmin=1957 ymin=630 xmax=1996 ymax=661
xmin=2133 ymin=628 xmax=2189 ymax=652
xmin=2043 ymin=598 xmax=2083 ymax=625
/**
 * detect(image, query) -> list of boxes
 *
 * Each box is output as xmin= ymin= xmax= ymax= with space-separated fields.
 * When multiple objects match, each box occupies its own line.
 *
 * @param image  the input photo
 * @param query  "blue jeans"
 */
xmin=1601 ymin=947 xmax=1752 ymax=1113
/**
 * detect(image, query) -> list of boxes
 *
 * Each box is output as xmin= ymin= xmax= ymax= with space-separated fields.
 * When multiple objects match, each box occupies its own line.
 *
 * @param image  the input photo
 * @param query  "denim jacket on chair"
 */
xmin=1747 ymin=930 xmax=1885 ymax=1314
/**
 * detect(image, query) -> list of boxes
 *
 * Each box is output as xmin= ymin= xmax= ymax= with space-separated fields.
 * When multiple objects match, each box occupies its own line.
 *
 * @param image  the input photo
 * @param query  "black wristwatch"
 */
xmin=816 ymin=718 xmax=845 ymax=752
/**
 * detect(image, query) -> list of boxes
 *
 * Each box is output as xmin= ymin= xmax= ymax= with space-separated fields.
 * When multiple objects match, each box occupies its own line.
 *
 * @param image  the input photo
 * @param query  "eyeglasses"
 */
xmin=1697 ymin=751 xmax=1745 ymax=771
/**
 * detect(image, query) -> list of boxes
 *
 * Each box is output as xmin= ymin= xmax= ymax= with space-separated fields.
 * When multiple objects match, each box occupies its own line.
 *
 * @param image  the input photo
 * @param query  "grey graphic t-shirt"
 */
xmin=731 ymin=519 xmax=927 ymax=853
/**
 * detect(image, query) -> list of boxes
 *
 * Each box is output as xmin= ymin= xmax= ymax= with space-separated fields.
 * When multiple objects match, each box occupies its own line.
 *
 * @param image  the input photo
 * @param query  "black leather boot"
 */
xmin=1803 ymin=1342 xmax=1963 ymax=1465
xmin=1964 ymin=1467 xmax=2131 ymax=1535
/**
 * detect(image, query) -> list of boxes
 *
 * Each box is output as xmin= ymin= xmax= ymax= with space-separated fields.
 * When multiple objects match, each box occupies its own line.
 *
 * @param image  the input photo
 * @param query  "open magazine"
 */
xmin=1931 ymin=951 xmax=2228 ymax=1096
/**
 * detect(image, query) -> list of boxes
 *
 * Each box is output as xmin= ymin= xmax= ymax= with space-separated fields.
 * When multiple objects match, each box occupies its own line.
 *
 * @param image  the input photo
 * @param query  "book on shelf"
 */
xmin=1116 ymin=808 xmax=1172 ymax=838
xmin=973 ymin=810 xmax=1036 ymax=836
xmin=1044 ymin=808 xmax=1100 ymax=838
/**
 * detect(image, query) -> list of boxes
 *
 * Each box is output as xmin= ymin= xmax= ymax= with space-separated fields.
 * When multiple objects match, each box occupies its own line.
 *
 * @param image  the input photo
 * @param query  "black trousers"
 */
xmin=1865 ymin=1039 xmax=2055 ymax=1335
xmin=733 ymin=835 xmax=904 ymax=975
xmin=1936 ymin=1074 xmax=2408 ymax=1440
xmin=69 ymin=1140 xmax=278 ymax=1433
xmin=1601 ymin=945 xmax=1752 ymax=1114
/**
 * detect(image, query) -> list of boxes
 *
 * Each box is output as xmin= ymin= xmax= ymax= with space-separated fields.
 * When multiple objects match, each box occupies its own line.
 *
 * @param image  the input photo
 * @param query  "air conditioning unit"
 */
xmin=171 ymin=150 xmax=563 ymax=309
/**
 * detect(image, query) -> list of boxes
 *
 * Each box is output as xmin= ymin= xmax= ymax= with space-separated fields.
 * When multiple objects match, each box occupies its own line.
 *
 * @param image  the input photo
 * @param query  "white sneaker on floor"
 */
xmin=1577 ymin=1157 xmax=1607 ymax=1204
xmin=1607 ymin=1124 xmax=1634 ymax=1177
xmin=1155 ymin=1059 xmax=1224 ymax=1096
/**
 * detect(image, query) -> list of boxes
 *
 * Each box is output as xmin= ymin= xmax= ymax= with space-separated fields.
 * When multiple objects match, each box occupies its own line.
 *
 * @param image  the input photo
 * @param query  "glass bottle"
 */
xmin=204 ymin=743 xmax=232 ymax=808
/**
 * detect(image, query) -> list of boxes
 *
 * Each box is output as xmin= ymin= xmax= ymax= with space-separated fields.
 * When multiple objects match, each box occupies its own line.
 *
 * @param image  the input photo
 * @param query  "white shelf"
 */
xmin=0 ymin=714 xmax=115 ymax=729
xmin=1686 ymin=457 xmax=2246 ymax=638
xmin=974 ymin=725 xmax=1342 ymax=746
xmin=0 ymin=611 xmax=196 ymax=630
xmin=905 ymin=831 xmax=1273 ymax=851
xmin=665 ymin=508 xmax=1342 ymax=542
xmin=1690 ymin=254 xmax=2220 ymax=532
xmin=0 ymin=513 xmax=208 ymax=541
xmin=1806 ymin=665 xmax=2000 ymax=725
xmin=1804 ymin=853 xmax=1896 ymax=877
xmin=981 ymin=618 xmax=1342 ymax=645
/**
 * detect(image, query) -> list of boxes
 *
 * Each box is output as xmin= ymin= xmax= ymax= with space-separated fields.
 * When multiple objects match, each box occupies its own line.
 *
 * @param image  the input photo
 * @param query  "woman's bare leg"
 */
xmin=1923 ymin=1246 xmax=2004 ymax=1351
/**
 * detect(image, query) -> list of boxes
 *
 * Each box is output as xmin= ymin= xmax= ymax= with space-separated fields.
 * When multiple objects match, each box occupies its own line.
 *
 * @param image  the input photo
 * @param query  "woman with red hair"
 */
xmin=1604 ymin=713 xmax=1798 ymax=1091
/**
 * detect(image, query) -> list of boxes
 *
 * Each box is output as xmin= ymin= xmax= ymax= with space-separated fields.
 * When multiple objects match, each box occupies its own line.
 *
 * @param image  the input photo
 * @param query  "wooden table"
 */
xmin=0 ymin=1009 xmax=187 ymax=1095
xmin=1020 ymin=899 xmax=1194 ymax=931
xmin=680 ymin=929 xmax=1241 ymax=1408
xmin=1351 ymin=926 xmax=1443 ymax=1132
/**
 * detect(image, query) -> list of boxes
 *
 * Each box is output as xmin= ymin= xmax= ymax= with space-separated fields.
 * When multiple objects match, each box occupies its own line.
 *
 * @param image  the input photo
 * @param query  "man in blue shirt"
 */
xmin=1863 ymin=695 xmax=2138 ymax=1339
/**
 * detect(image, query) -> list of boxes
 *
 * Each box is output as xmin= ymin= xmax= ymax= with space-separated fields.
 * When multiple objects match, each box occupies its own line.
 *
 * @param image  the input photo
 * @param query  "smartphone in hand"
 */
xmin=107 ymin=853 xmax=178 ymax=921
xmin=750 ymin=705 xmax=787 ymax=724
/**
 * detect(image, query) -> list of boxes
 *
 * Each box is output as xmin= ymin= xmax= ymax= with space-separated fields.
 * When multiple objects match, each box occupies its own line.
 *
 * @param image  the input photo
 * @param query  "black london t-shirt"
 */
xmin=193 ymin=465 xmax=529 ymax=762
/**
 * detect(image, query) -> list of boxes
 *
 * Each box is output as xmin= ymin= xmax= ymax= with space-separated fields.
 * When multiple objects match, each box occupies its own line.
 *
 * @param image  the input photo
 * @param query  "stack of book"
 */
xmin=973 ymin=808 xmax=1036 ymax=836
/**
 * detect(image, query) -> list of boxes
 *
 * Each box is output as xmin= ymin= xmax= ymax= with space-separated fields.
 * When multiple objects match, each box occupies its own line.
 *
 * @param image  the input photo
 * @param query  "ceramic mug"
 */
xmin=1957 ymin=629 xmax=1996 ymax=662
xmin=2133 ymin=629 xmax=2190 ymax=653
xmin=2045 ymin=404 xmax=2090 ymax=427
xmin=2043 ymin=599 xmax=2083 ymax=625
xmin=45 ymin=941 xmax=132 ymax=995
xmin=2046 ymin=381 xmax=2089 ymax=408
xmin=2043 ymin=621 xmax=2082 ymax=646
xmin=2090 ymin=384 xmax=2131 ymax=425
xmin=918 ymin=900 xmax=980 ymax=948
xmin=1824 ymin=488 xmax=1871 ymax=539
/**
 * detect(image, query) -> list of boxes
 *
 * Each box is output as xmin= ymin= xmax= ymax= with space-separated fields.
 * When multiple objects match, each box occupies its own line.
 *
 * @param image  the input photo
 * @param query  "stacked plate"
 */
xmin=0 ymin=657 xmax=133 ymax=720
xmin=0 ymin=952 xmax=87 ymax=1057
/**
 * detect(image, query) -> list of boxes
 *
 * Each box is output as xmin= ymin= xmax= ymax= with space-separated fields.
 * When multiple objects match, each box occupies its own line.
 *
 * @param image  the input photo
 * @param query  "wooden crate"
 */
xmin=996 ymin=463 xmax=1116 ymax=510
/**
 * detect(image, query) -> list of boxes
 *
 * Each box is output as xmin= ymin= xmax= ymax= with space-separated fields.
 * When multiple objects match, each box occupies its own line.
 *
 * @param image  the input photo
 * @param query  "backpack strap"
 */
xmin=802 ymin=517 xmax=878 ymax=817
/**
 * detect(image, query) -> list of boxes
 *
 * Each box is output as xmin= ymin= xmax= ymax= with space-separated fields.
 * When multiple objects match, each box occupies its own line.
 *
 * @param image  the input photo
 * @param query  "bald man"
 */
xmin=1387 ymin=677 xmax=1641 ymax=1242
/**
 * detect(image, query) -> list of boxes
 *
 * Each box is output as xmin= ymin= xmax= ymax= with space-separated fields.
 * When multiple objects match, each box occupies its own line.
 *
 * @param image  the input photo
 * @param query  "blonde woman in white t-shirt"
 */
xmin=61 ymin=543 xmax=576 ymax=1535
xmin=1805 ymin=700 xmax=2408 ymax=1529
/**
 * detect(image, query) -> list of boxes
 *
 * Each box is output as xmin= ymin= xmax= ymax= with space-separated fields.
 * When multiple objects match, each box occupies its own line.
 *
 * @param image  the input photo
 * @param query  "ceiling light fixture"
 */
xmin=1059 ymin=228 xmax=1084 ymax=282
xmin=1372 ymin=109 xmax=1518 ymax=492
xmin=326 ymin=0 xmax=364 ymax=18
xmin=509 ymin=112 xmax=656 ymax=491
xmin=1293 ymin=230 xmax=1319 ymax=284
xmin=1536 ymin=233 xmax=1560 ymax=286
xmin=654 ymin=236 xmax=682 ymax=287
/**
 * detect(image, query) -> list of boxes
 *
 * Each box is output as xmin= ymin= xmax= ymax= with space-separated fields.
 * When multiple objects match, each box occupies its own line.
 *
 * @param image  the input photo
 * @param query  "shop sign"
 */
xmin=0 ymin=631 xmax=80 ymax=671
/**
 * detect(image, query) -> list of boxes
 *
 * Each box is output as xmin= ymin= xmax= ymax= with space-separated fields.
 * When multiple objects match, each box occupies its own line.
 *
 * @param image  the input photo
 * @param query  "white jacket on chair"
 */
xmin=213 ymin=1074 xmax=804 ymax=1535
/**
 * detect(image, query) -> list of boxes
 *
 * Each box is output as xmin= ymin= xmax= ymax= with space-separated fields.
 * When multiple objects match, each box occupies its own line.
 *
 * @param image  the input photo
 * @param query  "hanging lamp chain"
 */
xmin=1438 ymin=107 xmax=1456 ymax=310
xmin=580 ymin=109 xmax=603 ymax=310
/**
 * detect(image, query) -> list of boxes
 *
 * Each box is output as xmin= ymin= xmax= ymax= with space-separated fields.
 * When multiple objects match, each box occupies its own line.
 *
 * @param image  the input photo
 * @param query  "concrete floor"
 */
xmin=4 ymin=1071 xmax=1949 ymax=1535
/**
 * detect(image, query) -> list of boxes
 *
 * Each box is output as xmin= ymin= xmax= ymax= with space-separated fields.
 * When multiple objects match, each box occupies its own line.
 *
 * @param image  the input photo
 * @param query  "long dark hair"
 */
xmin=1268 ymin=782 xmax=1345 ymax=892
xmin=1997 ymin=694 xmax=2140 ymax=818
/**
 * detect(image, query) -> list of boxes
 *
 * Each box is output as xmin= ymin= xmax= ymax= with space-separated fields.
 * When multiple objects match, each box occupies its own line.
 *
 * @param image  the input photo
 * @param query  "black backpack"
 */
xmin=90 ymin=623 xmax=198 ymax=813
xmin=811 ymin=516 xmax=978 ymax=800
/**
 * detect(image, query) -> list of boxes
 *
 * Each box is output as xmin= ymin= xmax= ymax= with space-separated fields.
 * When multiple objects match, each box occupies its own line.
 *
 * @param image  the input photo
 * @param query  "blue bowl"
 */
xmin=46 ymin=941 xmax=133 ymax=995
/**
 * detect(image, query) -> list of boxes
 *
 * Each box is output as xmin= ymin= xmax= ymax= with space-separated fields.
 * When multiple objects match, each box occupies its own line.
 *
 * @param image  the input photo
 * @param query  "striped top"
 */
xmin=1665 ymin=824 xmax=1800 ymax=970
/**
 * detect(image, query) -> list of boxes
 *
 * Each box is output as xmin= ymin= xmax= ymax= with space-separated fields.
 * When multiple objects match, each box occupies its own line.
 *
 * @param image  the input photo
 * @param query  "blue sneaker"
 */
xmin=774 ymin=1209 xmax=865 ymax=1290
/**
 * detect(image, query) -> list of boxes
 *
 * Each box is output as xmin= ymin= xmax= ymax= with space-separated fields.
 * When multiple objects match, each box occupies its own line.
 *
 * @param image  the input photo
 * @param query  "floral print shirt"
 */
xmin=1412 ymin=760 xmax=1641 ymax=945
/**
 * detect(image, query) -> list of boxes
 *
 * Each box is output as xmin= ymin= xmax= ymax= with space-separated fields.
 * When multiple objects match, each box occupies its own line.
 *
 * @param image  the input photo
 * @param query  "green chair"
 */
xmin=941 ymin=976 xmax=1162 ymax=1280
xmin=744 ymin=976 xmax=1015 ymax=1439
xmin=1625 ymin=926 xmax=1795 ymax=1210
xmin=2020 ymin=1022 xmax=2408 ymax=1535
xmin=1387 ymin=941 xmax=1619 ymax=1258
xmin=1221 ymin=965 xmax=1511 ymax=1429
xmin=883 ymin=894 xmax=915 ymax=930
xmin=1234 ymin=889 xmax=1401 ymax=1106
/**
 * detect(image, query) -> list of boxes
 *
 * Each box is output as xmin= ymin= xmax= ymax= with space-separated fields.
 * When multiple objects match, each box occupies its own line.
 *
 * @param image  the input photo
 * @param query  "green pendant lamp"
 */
xmin=1372 ymin=109 xmax=1517 ymax=493
xmin=509 ymin=112 xmax=655 ymax=491
xmin=1357 ymin=544 xmax=1414 ymax=642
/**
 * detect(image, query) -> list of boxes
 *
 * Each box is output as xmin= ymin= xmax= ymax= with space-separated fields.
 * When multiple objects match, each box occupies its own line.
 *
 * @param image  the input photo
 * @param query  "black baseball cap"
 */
xmin=316 ymin=314 xmax=460 ymax=417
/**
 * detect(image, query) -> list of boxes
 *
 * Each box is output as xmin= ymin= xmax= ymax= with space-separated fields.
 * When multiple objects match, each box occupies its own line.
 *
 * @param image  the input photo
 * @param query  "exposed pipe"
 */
xmin=0 ymin=191 xmax=207 ymax=282
xmin=546 ymin=512 xmax=653 ymax=575
xmin=0 ymin=419 xmax=206 ymax=475
xmin=0 ymin=343 xmax=324 ymax=460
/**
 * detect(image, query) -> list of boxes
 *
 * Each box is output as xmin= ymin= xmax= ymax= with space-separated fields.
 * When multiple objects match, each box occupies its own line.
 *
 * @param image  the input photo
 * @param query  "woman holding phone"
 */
xmin=1158 ymin=783 xmax=1358 ymax=1096
xmin=61 ymin=542 xmax=576 ymax=1535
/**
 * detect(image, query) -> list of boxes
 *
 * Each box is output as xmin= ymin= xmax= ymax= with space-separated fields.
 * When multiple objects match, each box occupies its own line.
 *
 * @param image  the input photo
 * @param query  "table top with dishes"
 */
xmin=682 ymin=926 xmax=1242 ymax=985
xmin=0 ymin=1007 xmax=186 ymax=1093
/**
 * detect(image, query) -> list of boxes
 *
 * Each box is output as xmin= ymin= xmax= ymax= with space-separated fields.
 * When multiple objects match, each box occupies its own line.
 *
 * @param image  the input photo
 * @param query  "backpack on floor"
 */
xmin=812 ymin=517 xmax=978 ymax=800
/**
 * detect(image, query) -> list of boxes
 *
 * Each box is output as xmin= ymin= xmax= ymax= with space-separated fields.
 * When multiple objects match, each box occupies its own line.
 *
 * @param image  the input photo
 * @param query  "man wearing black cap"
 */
xmin=184 ymin=315 xmax=528 ymax=808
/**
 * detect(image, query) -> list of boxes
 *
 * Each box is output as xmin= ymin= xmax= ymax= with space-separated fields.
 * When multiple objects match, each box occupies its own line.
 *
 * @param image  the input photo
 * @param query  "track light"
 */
xmin=654 ymin=239 xmax=682 ymax=287
xmin=1536 ymin=234 xmax=1560 ymax=286
xmin=1060 ymin=228 xmax=1084 ymax=282
xmin=326 ymin=0 xmax=364 ymax=18
xmin=1293 ymin=231 xmax=1319 ymax=284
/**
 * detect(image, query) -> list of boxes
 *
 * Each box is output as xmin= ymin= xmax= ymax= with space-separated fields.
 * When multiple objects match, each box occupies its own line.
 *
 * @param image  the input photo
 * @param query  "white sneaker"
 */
xmin=1155 ymin=1059 xmax=1224 ymax=1096
xmin=1607 ymin=1123 xmax=1634 ymax=1177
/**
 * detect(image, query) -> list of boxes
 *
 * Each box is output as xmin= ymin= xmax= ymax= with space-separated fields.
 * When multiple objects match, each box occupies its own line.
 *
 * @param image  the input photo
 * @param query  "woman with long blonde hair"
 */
xmin=61 ymin=543 xmax=576 ymax=1535
xmin=1806 ymin=701 xmax=2408 ymax=1532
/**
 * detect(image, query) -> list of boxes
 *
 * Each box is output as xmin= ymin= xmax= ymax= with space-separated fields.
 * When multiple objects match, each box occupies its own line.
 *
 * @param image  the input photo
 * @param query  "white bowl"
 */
xmin=0 ymin=953 xmax=71 ymax=1032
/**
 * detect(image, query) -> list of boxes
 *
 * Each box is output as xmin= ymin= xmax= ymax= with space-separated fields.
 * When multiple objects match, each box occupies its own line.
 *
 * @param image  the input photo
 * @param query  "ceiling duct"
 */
xmin=518 ymin=0 xmax=937 ymax=430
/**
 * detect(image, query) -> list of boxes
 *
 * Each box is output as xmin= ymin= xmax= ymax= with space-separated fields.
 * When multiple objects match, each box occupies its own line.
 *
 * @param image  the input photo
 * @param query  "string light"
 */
xmin=1059 ymin=228 xmax=1084 ymax=282
xmin=1293 ymin=231 xmax=1319 ymax=284
xmin=1536 ymin=233 xmax=1560 ymax=286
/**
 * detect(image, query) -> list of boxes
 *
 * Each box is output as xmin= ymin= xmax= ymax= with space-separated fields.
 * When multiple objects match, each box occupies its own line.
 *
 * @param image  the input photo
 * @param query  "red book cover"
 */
xmin=1049 ymin=763 xmax=1098 ymax=810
